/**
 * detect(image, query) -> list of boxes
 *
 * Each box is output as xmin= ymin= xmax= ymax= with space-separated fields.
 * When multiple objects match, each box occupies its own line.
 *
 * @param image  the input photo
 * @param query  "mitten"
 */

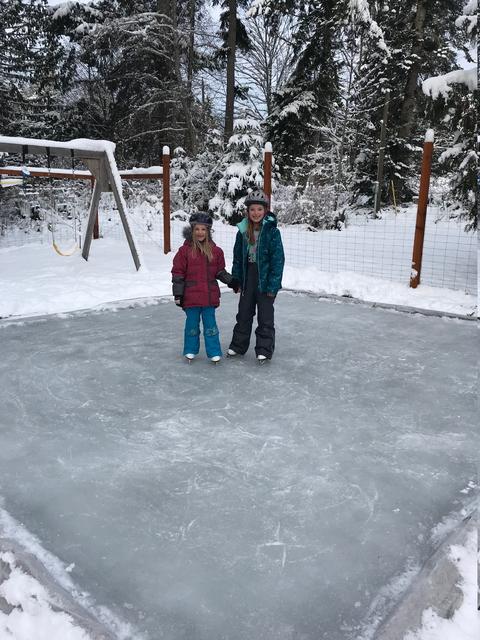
xmin=229 ymin=278 xmax=241 ymax=293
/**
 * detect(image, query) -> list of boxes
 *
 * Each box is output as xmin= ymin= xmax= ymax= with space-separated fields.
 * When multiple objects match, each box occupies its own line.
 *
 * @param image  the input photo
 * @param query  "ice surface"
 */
xmin=0 ymin=293 xmax=477 ymax=640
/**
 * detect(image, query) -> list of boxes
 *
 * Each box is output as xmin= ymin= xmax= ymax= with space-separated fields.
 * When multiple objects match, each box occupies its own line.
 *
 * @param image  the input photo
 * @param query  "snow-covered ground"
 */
xmin=403 ymin=529 xmax=478 ymax=640
xmin=0 ymin=213 xmax=476 ymax=320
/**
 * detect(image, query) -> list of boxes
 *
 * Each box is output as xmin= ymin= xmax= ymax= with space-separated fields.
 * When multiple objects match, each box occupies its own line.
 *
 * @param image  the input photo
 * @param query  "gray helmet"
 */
xmin=244 ymin=190 xmax=269 ymax=208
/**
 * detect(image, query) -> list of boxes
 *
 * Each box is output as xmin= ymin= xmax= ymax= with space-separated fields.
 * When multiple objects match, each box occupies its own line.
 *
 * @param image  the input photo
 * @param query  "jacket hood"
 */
xmin=236 ymin=211 xmax=278 ymax=234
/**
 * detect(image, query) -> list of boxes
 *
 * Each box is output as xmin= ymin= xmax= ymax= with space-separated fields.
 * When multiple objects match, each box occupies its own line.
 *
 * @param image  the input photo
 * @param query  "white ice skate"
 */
xmin=227 ymin=349 xmax=239 ymax=357
xmin=211 ymin=356 xmax=221 ymax=364
xmin=257 ymin=354 xmax=268 ymax=364
xmin=185 ymin=353 xmax=196 ymax=364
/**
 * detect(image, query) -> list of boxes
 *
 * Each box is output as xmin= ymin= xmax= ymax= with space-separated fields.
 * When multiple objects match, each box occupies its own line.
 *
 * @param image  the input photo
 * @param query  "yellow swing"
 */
xmin=46 ymin=149 xmax=80 ymax=256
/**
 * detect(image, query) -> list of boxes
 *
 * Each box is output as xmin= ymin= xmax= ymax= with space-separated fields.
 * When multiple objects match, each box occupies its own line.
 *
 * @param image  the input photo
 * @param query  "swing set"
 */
xmin=0 ymin=136 xmax=172 ymax=269
xmin=0 ymin=136 xmax=279 ymax=274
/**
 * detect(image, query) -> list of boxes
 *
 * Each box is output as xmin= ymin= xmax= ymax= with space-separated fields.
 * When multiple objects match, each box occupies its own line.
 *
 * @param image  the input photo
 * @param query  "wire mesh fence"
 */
xmin=0 ymin=180 xmax=476 ymax=295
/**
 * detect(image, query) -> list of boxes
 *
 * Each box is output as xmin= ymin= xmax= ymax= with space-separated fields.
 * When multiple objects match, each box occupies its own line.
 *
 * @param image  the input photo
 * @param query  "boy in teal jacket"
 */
xmin=228 ymin=190 xmax=285 ymax=362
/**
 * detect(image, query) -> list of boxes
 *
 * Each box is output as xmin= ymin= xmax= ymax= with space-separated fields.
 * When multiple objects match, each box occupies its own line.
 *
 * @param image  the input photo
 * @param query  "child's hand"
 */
xmin=174 ymin=297 xmax=183 ymax=306
xmin=230 ymin=278 xmax=241 ymax=293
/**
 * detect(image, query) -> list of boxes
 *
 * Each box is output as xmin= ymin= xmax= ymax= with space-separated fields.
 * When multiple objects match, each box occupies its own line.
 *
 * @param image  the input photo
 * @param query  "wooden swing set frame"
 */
xmin=0 ymin=136 xmax=174 ymax=270
xmin=0 ymin=136 xmax=275 ymax=269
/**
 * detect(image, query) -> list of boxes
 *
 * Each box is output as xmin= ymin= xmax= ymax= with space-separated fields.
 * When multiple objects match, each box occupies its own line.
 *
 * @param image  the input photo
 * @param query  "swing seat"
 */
xmin=52 ymin=240 xmax=78 ymax=257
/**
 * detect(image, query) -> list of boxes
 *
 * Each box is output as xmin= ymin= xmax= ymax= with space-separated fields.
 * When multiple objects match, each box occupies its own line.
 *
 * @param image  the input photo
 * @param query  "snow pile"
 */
xmin=0 ymin=551 xmax=92 ymax=640
xmin=0 ymin=235 xmax=475 ymax=320
xmin=282 ymin=266 xmax=475 ymax=317
xmin=403 ymin=529 xmax=479 ymax=640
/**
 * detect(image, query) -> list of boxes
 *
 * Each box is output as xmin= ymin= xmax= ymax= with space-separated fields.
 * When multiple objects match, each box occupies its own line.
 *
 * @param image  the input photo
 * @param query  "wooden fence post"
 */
xmin=162 ymin=146 xmax=171 ymax=254
xmin=263 ymin=142 xmax=272 ymax=209
xmin=410 ymin=129 xmax=434 ymax=288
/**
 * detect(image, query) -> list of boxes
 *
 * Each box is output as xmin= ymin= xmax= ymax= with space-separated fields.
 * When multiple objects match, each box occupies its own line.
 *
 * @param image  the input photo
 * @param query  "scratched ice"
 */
xmin=0 ymin=292 xmax=477 ymax=639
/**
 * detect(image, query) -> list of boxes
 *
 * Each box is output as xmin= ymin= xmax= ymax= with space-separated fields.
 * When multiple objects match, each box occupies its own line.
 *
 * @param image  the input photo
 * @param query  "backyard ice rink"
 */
xmin=0 ymin=291 xmax=477 ymax=640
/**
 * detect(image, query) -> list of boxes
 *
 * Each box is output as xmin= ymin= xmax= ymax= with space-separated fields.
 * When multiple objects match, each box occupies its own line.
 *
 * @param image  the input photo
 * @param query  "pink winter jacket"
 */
xmin=171 ymin=241 xmax=227 ymax=308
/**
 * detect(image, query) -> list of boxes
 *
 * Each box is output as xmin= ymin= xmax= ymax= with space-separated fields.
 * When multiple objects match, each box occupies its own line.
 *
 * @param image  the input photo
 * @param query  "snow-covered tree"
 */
xmin=265 ymin=0 xmax=341 ymax=181
xmin=0 ymin=0 xmax=75 ymax=138
xmin=169 ymin=130 xmax=223 ymax=213
xmin=209 ymin=118 xmax=267 ymax=223
xmin=422 ymin=0 xmax=477 ymax=227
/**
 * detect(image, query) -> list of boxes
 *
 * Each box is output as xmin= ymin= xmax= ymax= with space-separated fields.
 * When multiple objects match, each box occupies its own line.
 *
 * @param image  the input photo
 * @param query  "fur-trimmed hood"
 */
xmin=182 ymin=225 xmax=215 ymax=244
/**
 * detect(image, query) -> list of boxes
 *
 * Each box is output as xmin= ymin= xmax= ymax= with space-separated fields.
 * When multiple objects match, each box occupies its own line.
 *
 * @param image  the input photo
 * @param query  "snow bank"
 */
xmin=0 ymin=236 xmax=475 ymax=320
xmin=0 ymin=507 xmax=136 ymax=640
xmin=282 ymin=266 xmax=476 ymax=318
xmin=403 ymin=528 xmax=479 ymax=640
xmin=0 ymin=233 xmax=476 ymax=320
xmin=0 ymin=551 xmax=92 ymax=640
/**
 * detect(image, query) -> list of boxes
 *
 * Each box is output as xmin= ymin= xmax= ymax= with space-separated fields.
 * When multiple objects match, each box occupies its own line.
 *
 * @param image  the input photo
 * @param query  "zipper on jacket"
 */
xmin=206 ymin=254 xmax=212 ymax=306
xmin=256 ymin=224 xmax=264 ymax=292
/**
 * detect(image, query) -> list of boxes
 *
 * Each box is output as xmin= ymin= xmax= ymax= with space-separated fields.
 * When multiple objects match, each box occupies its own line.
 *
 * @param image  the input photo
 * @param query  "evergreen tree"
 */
xmin=422 ymin=0 xmax=477 ymax=228
xmin=0 ymin=0 xmax=74 ymax=139
xmin=209 ymin=117 xmax=267 ymax=223
xmin=351 ymin=0 xmax=463 ymax=205
xmin=265 ymin=0 xmax=340 ymax=181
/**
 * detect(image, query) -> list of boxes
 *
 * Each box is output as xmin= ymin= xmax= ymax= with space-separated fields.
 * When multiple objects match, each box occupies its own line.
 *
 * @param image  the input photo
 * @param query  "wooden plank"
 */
xmin=82 ymin=181 xmax=103 ymax=262
xmin=0 ymin=167 xmax=161 ymax=181
xmin=0 ymin=138 xmax=105 ymax=159
xmin=0 ymin=167 xmax=93 ymax=181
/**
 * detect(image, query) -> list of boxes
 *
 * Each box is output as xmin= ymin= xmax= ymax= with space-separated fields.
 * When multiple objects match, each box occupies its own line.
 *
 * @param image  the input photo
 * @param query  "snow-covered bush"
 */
xmin=274 ymin=183 xmax=346 ymax=230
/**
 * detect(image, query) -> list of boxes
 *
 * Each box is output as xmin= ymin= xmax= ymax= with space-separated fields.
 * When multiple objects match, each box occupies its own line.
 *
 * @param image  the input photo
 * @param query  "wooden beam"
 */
xmin=0 ymin=166 xmax=161 ymax=181
xmin=0 ymin=137 xmax=106 ymax=160
xmin=82 ymin=180 xmax=103 ymax=262
xmin=410 ymin=130 xmax=434 ymax=288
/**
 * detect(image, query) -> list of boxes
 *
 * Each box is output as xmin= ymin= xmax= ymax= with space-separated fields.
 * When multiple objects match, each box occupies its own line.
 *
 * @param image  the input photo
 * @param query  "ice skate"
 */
xmin=227 ymin=349 xmax=239 ymax=357
xmin=185 ymin=353 xmax=195 ymax=364
xmin=211 ymin=356 xmax=221 ymax=364
xmin=257 ymin=354 xmax=268 ymax=364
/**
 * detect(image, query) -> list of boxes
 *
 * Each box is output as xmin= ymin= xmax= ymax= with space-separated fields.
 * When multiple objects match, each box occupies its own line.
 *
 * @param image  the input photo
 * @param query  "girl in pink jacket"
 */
xmin=171 ymin=212 xmax=239 ymax=363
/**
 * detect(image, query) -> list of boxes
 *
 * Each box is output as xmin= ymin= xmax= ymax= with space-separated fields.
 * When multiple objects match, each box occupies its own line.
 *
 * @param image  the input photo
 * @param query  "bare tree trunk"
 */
xmin=398 ymin=0 xmax=427 ymax=140
xmin=336 ymin=32 xmax=356 ymax=199
xmin=158 ymin=0 xmax=196 ymax=153
xmin=186 ymin=0 xmax=195 ymax=98
xmin=224 ymin=0 xmax=236 ymax=143
xmin=393 ymin=0 xmax=427 ymax=200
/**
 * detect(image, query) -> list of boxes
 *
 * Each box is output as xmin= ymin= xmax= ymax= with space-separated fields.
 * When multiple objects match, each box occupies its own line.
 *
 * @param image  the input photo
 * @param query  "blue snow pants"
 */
xmin=183 ymin=306 xmax=222 ymax=358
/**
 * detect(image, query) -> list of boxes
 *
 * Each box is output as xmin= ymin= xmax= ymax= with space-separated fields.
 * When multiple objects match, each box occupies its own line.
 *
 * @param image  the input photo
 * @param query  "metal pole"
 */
xmin=374 ymin=89 xmax=390 ymax=216
xmin=162 ymin=146 xmax=171 ymax=254
xmin=263 ymin=142 xmax=273 ymax=210
xmin=410 ymin=130 xmax=434 ymax=288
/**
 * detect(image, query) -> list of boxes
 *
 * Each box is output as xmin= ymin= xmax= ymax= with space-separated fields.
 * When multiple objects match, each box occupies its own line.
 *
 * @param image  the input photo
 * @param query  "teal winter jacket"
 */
xmin=231 ymin=212 xmax=285 ymax=295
